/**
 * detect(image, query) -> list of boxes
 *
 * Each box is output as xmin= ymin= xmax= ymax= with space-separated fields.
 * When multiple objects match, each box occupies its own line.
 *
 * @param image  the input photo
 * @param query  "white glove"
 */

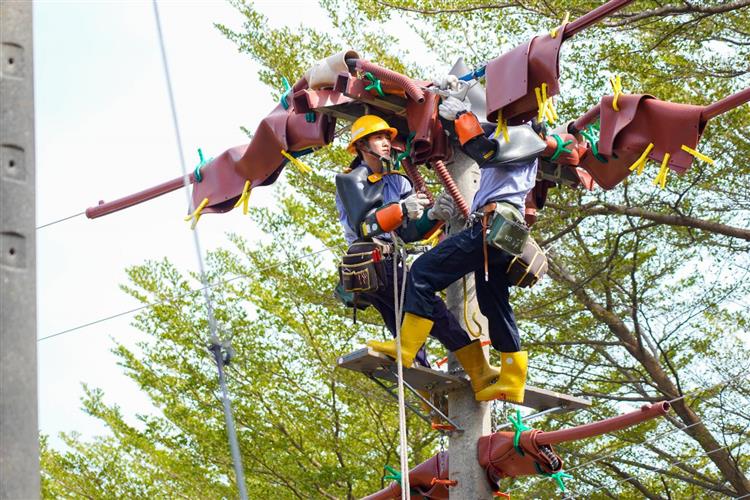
xmin=438 ymin=96 xmax=471 ymax=121
xmin=427 ymin=192 xmax=457 ymax=221
xmin=400 ymin=193 xmax=431 ymax=220
xmin=432 ymin=74 xmax=459 ymax=91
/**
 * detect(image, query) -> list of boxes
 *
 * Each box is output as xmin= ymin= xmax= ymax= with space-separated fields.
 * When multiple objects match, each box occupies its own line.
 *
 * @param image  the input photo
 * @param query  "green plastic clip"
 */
xmin=394 ymin=132 xmax=415 ymax=169
xmin=383 ymin=465 xmax=402 ymax=484
xmin=280 ymin=76 xmax=292 ymax=110
xmin=305 ymin=111 xmax=316 ymax=123
xmin=193 ymin=148 xmax=212 ymax=183
xmin=508 ymin=409 xmax=532 ymax=456
xmin=579 ymin=122 xmax=607 ymax=163
xmin=363 ymin=72 xmax=385 ymax=97
xmin=548 ymin=134 xmax=573 ymax=162
xmin=539 ymin=469 xmax=574 ymax=493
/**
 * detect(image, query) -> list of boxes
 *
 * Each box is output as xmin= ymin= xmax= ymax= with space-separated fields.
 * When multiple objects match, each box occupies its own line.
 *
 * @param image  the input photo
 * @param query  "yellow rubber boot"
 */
xmin=453 ymin=340 xmax=501 ymax=394
xmin=475 ymin=351 xmax=528 ymax=403
xmin=366 ymin=313 xmax=433 ymax=367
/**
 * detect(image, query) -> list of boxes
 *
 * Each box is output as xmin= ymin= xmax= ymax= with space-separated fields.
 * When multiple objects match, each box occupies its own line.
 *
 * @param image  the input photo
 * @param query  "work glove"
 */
xmin=543 ymin=133 xmax=581 ymax=166
xmin=427 ymin=192 xmax=457 ymax=221
xmin=401 ymin=193 xmax=431 ymax=220
xmin=432 ymin=74 xmax=459 ymax=91
xmin=439 ymin=96 xmax=471 ymax=121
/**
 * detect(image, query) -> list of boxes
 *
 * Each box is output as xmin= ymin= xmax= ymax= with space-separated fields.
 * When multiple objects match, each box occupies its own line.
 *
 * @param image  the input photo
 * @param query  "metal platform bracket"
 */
xmin=337 ymin=348 xmax=591 ymax=412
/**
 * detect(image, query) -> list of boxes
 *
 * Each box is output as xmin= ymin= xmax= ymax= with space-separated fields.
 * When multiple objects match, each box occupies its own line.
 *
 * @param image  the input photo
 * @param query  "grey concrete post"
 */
xmin=1 ymin=2 xmax=40 ymax=498
xmin=445 ymin=149 xmax=493 ymax=499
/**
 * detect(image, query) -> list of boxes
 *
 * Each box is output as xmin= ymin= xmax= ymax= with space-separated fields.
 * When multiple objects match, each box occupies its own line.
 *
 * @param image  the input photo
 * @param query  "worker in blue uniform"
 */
xmin=367 ymin=92 xmax=582 ymax=403
xmin=335 ymin=115 xmax=477 ymax=369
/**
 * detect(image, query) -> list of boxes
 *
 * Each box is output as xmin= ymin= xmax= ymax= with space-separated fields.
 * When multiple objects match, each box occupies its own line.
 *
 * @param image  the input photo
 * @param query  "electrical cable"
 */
xmin=391 ymin=232 xmax=411 ymax=499
xmin=568 ymin=445 xmax=733 ymax=499
xmin=36 ymin=211 xmax=85 ymax=230
xmin=37 ymin=247 xmax=332 ymax=343
xmin=151 ymin=2 xmax=247 ymax=495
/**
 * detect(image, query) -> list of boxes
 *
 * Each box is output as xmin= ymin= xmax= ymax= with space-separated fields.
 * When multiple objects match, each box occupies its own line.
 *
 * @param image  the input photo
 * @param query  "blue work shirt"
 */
xmin=335 ymin=162 xmax=414 ymax=244
xmin=471 ymin=158 xmax=538 ymax=212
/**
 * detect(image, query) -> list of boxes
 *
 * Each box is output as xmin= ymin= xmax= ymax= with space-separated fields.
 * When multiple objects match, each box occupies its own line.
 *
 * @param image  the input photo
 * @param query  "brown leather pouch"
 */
xmin=339 ymin=241 xmax=387 ymax=293
xmin=506 ymin=237 xmax=548 ymax=288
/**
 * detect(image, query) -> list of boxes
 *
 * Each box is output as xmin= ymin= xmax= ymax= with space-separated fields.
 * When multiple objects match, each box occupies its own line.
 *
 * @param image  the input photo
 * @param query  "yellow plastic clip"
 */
xmin=535 ymin=86 xmax=546 ymax=123
xmin=547 ymin=94 xmax=559 ymax=122
xmin=493 ymin=110 xmax=510 ymax=143
xmin=680 ymin=145 xmax=715 ymax=165
xmin=280 ymin=149 xmax=312 ymax=174
xmin=652 ymin=153 xmax=671 ymax=189
xmin=233 ymin=180 xmax=252 ymax=215
xmin=535 ymin=83 xmax=555 ymax=125
xmin=610 ymin=75 xmax=623 ymax=111
xmin=550 ymin=11 xmax=570 ymax=38
xmin=542 ymin=83 xmax=556 ymax=125
xmin=184 ymin=197 xmax=209 ymax=230
xmin=628 ymin=143 xmax=654 ymax=175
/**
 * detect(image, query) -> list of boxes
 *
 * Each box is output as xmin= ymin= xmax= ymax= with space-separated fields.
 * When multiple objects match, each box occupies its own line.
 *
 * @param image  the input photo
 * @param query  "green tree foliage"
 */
xmin=43 ymin=1 xmax=749 ymax=498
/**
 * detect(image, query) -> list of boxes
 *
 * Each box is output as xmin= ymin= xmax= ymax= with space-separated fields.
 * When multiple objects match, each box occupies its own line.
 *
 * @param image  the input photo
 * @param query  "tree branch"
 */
xmin=548 ymin=202 xmax=750 ymax=241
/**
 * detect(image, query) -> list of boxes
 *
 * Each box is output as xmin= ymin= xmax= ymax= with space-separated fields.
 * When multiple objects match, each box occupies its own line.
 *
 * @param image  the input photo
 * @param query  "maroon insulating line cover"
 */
xmin=536 ymin=401 xmax=671 ymax=446
xmin=355 ymin=59 xmax=425 ymax=103
xmin=701 ymin=87 xmax=750 ymax=122
xmin=431 ymin=159 xmax=470 ymax=218
xmin=563 ymin=0 xmax=635 ymax=39
xmin=401 ymin=158 xmax=434 ymax=203
xmin=572 ymin=103 xmax=602 ymax=132
xmin=361 ymin=452 xmax=450 ymax=500
xmin=86 ymin=173 xmax=195 ymax=219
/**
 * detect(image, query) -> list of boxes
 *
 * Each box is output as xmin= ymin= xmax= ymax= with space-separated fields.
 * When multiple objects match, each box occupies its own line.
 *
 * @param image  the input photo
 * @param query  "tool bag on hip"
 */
xmin=506 ymin=237 xmax=548 ymax=287
xmin=486 ymin=202 xmax=548 ymax=287
xmin=339 ymin=240 xmax=388 ymax=293
xmin=487 ymin=202 xmax=530 ymax=256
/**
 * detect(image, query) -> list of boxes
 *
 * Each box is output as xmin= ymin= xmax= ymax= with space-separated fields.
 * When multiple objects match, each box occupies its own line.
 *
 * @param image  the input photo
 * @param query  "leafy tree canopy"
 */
xmin=43 ymin=1 xmax=749 ymax=498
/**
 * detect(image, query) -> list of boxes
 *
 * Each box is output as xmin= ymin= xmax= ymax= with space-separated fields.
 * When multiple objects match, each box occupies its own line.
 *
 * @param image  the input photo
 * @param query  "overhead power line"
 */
xmin=37 ymin=245 xmax=333 ymax=343
xmin=36 ymin=211 xmax=85 ymax=230
xmin=568 ymin=445 xmax=733 ymax=499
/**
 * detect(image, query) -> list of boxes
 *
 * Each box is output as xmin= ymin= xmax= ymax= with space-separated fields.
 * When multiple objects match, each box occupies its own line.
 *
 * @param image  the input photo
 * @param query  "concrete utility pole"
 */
xmin=1 ymin=2 xmax=40 ymax=498
xmin=445 ymin=148 xmax=494 ymax=499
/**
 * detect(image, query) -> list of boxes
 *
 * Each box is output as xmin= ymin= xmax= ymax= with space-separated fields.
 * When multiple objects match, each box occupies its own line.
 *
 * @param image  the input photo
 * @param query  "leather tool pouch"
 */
xmin=339 ymin=240 xmax=388 ymax=293
xmin=487 ymin=203 xmax=530 ymax=256
xmin=506 ymin=237 xmax=548 ymax=288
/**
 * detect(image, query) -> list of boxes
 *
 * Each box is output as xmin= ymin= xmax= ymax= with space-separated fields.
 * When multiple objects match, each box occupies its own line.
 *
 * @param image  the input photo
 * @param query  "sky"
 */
xmin=33 ymin=0 xmax=331 ymax=445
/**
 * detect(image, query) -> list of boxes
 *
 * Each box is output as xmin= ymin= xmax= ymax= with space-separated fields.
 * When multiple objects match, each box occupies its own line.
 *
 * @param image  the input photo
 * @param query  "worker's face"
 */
xmin=364 ymin=132 xmax=392 ymax=158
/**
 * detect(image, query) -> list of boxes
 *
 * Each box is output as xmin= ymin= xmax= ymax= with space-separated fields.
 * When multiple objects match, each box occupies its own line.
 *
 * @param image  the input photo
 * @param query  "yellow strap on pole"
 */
xmin=280 ymin=149 xmax=312 ymax=174
xmin=610 ymin=75 xmax=623 ymax=111
xmin=652 ymin=153 xmax=671 ymax=189
xmin=233 ymin=180 xmax=252 ymax=215
xmin=184 ymin=197 xmax=209 ymax=230
xmin=680 ymin=144 xmax=715 ymax=165
xmin=628 ymin=143 xmax=654 ymax=175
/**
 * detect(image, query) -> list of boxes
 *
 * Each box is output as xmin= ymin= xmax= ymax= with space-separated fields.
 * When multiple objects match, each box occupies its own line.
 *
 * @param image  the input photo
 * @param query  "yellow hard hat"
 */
xmin=346 ymin=115 xmax=398 ymax=154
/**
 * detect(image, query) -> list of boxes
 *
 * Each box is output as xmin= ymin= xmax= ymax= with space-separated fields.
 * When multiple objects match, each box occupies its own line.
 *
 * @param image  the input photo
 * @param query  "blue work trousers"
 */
xmin=405 ymin=221 xmax=521 ymax=352
xmin=362 ymin=257 xmax=473 ymax=368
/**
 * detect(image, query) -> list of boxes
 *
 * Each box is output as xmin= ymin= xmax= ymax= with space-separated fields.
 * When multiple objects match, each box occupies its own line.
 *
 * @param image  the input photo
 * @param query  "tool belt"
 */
xmin=478 ymin=202 xmax=547 ymax=287
xmin=339 ymin=239 xmax=391 ymax=294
